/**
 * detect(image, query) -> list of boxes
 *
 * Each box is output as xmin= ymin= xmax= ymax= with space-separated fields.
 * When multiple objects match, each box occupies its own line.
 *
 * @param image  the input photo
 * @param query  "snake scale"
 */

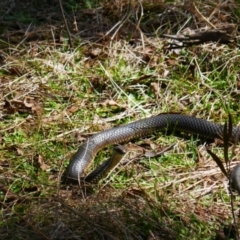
xmin=63 ymin=113 xmax=240 ymax=193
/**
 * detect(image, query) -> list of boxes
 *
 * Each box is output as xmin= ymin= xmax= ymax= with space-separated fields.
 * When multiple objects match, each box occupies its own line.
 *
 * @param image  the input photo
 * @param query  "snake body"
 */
xmin=84 ymin=145 xmax=127 ymax=183
xmin=64 ymin=113 xmax=240 ymax=191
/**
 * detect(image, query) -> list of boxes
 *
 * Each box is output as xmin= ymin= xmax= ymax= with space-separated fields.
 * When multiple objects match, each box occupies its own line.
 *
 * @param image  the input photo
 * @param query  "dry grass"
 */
xmin=1 ymin=0 xmax=240 ymax=239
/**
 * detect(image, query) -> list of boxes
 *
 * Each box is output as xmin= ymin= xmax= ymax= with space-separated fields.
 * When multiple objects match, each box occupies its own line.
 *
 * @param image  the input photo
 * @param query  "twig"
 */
xmin=58 ymin=0 xmax=73 ymax=48
xmin=134 ymin=0 xmax=145 ymax=48
xmin=108 ymin=4 xmax=132 ymax=41
xmin=192 ymin=2 xmax=216 ymax=29
xmin=163 ymin=30 xmax=236 ymax=49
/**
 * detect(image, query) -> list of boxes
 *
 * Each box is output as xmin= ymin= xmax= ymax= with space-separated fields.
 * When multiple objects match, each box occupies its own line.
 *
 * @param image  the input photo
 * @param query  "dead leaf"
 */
xmin=167 ymin=59 xmax=177 ymax=65
xmin=100 ymin=99 xmax=127 ymax=109
xmin=23 ymin=97 xmax=35 ymax=108
xmin=150 ymin=82 xmax=160 ymax=98
xmin=88 ymin=47 xmax=102 ymax=58
xmin=38 ymin=155 xmax=49 ymax=171
xmin=67 ymin=105 xmax=80 ymax=114
xmin=16 ymin=147 xmax=24 ymax=156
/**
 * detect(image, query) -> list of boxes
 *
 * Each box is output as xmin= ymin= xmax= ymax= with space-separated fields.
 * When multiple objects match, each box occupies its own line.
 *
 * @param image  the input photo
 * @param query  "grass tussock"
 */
xmin=0 ymin=0 xmax=240 ymax=239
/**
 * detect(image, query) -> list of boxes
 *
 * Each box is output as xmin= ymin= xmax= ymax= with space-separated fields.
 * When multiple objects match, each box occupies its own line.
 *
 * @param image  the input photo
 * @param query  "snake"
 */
xmin=63 ymin=113 xmax=240 ymax=193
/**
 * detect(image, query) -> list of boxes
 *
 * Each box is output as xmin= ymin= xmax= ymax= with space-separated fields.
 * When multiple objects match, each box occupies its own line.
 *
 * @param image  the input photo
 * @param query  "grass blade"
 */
xmin=206 ymin=149 xmax=228 ymax=178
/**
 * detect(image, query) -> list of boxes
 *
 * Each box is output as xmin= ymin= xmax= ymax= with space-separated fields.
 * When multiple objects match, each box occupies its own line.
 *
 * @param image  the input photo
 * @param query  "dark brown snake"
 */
xmin=64 ymin=113 xmax=240 ymax=194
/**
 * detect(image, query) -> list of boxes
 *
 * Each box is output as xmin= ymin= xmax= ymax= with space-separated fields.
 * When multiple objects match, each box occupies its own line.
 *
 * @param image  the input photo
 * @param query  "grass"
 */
xmin=0 ymin=0 xmax=240 ymax=239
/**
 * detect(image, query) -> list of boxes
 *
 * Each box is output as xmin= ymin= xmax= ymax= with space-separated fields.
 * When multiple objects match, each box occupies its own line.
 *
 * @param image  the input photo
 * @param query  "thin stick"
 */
xmin=58 ymin=0 xmax=73 ymax=48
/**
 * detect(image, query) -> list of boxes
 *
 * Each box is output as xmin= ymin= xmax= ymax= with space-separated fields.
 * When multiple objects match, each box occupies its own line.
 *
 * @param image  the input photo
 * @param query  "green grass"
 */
xmin=0 ymin=0 xmax=240 ymax=239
